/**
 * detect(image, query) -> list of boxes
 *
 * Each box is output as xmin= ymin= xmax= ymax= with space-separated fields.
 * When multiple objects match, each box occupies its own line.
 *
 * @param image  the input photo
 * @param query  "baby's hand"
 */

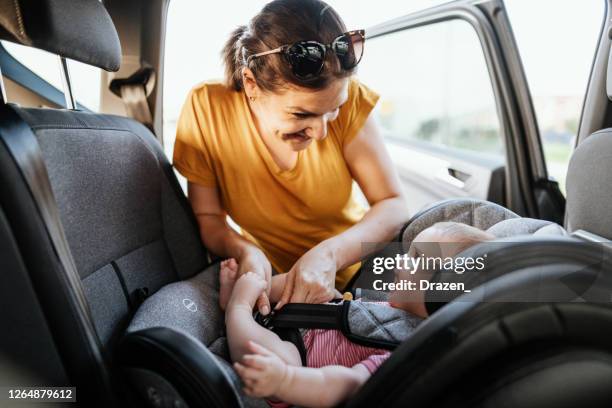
xmin=233 ymin=341 xmax=290 ymax=398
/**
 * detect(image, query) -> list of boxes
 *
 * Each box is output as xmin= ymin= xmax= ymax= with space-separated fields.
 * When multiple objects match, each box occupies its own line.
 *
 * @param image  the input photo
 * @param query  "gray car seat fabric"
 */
xmin=13 ymin=107 xmax=209 ymax=348
xmin=486 ymin=217 xmax=567 ymax=238
xmin=0 ymin=0 xmax=121 ymax=71
xmin=346 ymin=301 xmax=423 ymax=346
xmin=10 ymin=106 xmax=263 ymax=406
xmin=125 ymin=266 xmax=268 ymax=408
xmin=127 ymin=262 xmax=228 ymax=358
xmin=401 ymin=198 xmax=566 ymax=248
xmin=401 ymin=198 xmax=520 ymax=248
xmin=566 ymin=129 xmax=612 ymax=239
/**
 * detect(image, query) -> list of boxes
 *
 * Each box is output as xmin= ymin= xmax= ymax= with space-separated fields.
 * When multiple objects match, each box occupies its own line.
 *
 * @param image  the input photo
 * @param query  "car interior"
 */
xmin=2 ymin=0 xmax=612 ymax=407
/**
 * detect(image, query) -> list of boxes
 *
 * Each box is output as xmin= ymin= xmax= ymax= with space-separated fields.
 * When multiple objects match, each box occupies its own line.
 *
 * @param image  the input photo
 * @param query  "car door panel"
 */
xmin=386 ymin=139 xmax=504 ymax=214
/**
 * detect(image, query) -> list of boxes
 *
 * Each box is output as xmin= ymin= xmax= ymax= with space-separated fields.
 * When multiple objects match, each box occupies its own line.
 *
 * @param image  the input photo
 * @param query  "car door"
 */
xmin=357 ymin=0 xmax=564 ymax=222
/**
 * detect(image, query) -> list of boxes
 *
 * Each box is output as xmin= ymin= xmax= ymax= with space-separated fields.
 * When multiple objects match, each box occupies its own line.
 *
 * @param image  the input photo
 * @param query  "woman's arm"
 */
xmin=277 ymin=114 xmax=410 ymax=306
xmin=329 ymin=113 xmax=410 ymax=270
xmin=188 ymin=182 xmax=272 ymax=313
xmin=188 ymin=182 xmax=257 ymax=260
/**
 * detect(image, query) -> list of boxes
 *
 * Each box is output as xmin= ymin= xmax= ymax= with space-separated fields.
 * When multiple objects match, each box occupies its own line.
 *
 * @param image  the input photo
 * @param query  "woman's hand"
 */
xmin=276 ymin=244 xmax=340 ymax=308
xmin=238 ymin=246 xmax=272 ymax=315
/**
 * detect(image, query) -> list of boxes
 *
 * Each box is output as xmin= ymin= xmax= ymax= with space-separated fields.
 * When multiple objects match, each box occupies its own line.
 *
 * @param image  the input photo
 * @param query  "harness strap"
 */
xmin=268 ymin=303 xmax=345 ymax=330
xmin=255 ymin=303 xmax=345 ymax=366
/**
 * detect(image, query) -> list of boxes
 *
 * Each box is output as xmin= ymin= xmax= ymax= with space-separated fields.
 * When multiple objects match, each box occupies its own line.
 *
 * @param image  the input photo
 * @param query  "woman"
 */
xmin=173 ymin=0 xmax=409 ymax=315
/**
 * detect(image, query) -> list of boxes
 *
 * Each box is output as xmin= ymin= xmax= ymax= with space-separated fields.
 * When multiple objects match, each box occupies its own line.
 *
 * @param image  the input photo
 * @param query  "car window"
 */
xmin=162 ymin=0 xmax=449 ymax=184
xmin=357 ymin=19 xmax=503 ymax=158
xmin=163 ymin=0 xmax=603 ymax=196
xmin=504 ymin=0 xmax=605 ymax=193
xmin=1 ymin=41 xmax=101 ymax=111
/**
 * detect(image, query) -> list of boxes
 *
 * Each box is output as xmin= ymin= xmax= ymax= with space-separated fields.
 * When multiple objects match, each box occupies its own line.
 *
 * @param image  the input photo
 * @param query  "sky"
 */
xmin=0 ymin=0 xmax=604 ymax=192
xmin=2 ymin=0 xmax=603 ymax=119
xmin=162 ymin=0 xmax=605 ymax=120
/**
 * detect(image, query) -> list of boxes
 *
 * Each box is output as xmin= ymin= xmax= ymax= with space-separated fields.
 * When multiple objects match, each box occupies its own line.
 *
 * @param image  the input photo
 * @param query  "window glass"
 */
xmin=357 ymin=19 xmax=503 ymax=157
xmin=163 ymin=0 xmax=450 ymax=172
xmin=1 ymin=41 xmax=101 ymax=111
xmin=505 ymin=0 xmax=604 ymax=193
xmin=163 ymin=0 xmax=603 ymax=196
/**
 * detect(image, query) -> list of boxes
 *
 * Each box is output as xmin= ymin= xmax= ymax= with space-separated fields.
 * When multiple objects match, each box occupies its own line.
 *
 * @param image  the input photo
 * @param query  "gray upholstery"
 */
xmin=402 ymin=199 xmax=566 ymax=251
xmin=347 ymin=301 xmax=422 ymax=345
xmin=127 ymin=263 xmax=226 ymax=357
xmin=486 ymin=218 xmax=567 ymax=238
xmin=566 ymin=129 xmax=612 ymax=239
xmin=14 ymin=107 xmax=209 ymax=347
xmin=12 ymin=106 xmax=270 ymax=406
xmin=0 ymin=0 xmax=121 ymax=71
xmin=125 ymin=267 xmax=277 ymax=408
xmin=401 ymin=198 xmax=520 ymax=249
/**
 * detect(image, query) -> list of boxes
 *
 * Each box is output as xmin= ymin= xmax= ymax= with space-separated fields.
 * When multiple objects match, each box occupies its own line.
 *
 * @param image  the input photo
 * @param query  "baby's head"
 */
xmin=389 ymin=222 xmax=495 ymax=317
xmin=410 ymin=221 xmax=496 ymax=258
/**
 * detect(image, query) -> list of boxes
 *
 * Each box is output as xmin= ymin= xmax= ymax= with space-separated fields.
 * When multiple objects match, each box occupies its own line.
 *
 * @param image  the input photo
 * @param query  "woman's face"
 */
xmin=246 ymin=72 xmax=349 ymax=151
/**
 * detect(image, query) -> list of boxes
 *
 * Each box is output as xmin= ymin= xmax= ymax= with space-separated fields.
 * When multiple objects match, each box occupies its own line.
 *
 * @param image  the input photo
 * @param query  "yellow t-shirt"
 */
xmin=173 ymin=78 xmax=379 ymax=289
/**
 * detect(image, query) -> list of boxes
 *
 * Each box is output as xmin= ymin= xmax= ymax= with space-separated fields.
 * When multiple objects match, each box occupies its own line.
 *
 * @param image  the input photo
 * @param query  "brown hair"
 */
xmin=221 ymin=0 xmax=355 ymax=92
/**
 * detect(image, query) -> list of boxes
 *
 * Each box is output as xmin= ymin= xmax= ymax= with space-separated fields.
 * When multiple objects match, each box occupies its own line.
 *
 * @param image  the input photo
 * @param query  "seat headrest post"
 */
xmin=0 ymin=64 xmax=6 ymax=104
xmin=58 ymin=56 xmax=75 ymax=110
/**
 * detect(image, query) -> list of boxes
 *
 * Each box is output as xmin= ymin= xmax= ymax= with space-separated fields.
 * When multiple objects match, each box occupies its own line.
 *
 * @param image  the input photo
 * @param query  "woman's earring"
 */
xmin=249 ymin=96 xmax=255 ymax=102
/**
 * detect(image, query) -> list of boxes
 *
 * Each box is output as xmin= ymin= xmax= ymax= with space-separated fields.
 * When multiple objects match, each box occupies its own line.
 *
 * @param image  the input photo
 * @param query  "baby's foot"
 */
xmin=219 ymin=258 xmax=239 ymax=310
xmin=227 ymin=272 xmax=267 ymax=312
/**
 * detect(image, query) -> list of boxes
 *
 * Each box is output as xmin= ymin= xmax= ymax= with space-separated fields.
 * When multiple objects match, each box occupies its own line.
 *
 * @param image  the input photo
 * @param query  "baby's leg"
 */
xmin=219 ymin=258 xmax=239 ymax=310
xmin=219 ymin=258 xmax=287 ymax=309
xmin=225 ymin=272 xmax=301 ymax=366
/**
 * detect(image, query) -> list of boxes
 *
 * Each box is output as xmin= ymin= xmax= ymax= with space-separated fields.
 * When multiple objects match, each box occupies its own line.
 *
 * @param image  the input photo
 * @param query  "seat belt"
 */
xmin=109 ymin=66 xmax=156 ymax=131
xmin=0 ymin=104 xmax=92 ymax=318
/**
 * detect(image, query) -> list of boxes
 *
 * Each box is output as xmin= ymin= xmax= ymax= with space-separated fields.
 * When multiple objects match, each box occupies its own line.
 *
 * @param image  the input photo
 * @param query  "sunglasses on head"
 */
xmin=245 ymin=29 xmax=365 ymax=80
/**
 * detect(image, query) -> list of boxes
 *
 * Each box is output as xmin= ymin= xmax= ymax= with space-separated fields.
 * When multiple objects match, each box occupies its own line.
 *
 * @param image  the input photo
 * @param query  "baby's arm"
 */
xmin=226 ymin=272 xmax=301 ymax=365
xmin=235 ymin=341 xmax=370 ymax=408
xmin=278 ymin=363 xmax=370 ymax=407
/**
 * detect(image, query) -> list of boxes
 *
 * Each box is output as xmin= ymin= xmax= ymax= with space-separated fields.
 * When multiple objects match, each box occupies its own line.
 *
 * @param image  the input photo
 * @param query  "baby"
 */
xmin=222 ymin=222 xmax=494 ymax=407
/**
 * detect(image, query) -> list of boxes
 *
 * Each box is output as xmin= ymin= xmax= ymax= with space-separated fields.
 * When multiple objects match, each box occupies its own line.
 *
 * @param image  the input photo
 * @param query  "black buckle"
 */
xmin=254 ymin=309 xmax=276 ymax=330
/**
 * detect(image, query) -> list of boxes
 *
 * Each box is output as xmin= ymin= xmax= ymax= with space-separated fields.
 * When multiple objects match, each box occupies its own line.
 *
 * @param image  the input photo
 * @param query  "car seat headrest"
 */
xmin=486 ymin=217 xmax=567 ymax=238
xmin=566 ymin=129 xmax=612 ymax=238
xmin=0 ymin=0 xmax=121 ymax=71
xmin=401 ymin=198 xmax=520 ymax=248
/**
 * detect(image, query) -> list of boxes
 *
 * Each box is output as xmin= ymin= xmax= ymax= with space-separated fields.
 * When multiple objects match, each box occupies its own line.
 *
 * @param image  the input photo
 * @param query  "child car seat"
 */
xmin=342 ymin=120 xmax=612 ymax=408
